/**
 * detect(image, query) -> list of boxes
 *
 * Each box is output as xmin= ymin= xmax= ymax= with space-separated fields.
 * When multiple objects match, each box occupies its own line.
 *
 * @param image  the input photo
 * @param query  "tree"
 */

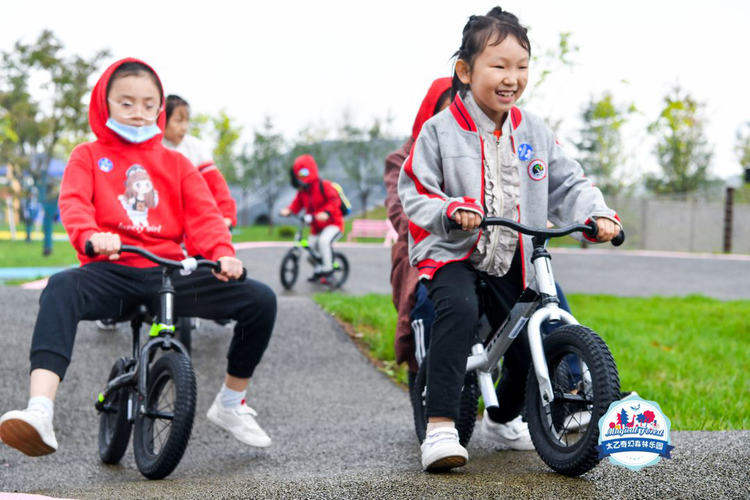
xmin=288 ymin=123 xmax=331 ymax=174
xmin=0 ymin=30 xmax=109 ymax=254
xmin=336 ymin=110 xmax=394 ymax=216
xmin=189 ymin=110 xmax=242 ymax=184
xmin=646 ymin=86 xmax=713 ymax=194
xmin=575 ymin=92 xmax=637 ymax=197
xmin=238 ymin=116 xmax=286 ymax=231
xmin=735 ymin=122 xmax=750 ymax=181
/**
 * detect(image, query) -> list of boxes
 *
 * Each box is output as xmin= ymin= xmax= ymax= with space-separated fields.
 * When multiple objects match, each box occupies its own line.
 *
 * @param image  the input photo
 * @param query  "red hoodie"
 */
xmin=59 ymin=58 xmax=234 ymax=268
xmin=286 ymin=155 xmax=344 ymax=235
xmin=384 ymin=77 xmax=451 ymax=372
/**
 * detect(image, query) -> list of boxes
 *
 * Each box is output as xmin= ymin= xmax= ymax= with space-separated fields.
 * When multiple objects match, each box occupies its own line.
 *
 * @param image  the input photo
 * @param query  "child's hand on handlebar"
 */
xmin=89 ymin=232 xmax=122 ymax=260
xmin=215 ymin=256 xmax=244 ymax=282
xmin=594 ymin=218 xmax=621 ymax=242
xmin=453 ymin=210 xmax=483 ymax=231
xmin=279 ymin=208 xmax=292 ymax=217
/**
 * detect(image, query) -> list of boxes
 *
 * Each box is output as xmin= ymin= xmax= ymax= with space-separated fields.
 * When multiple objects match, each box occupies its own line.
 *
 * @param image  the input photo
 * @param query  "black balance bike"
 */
xmin=279 ymin=215 xmax=349 ymax=290
xmin=87 ymin=242 xmax=246 ymax=479
xmin=412 ymin=217 xmax=624 ymax=476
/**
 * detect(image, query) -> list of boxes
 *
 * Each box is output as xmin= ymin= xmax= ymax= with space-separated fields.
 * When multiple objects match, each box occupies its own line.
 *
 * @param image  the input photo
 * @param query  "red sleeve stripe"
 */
xmin=403 ymin=144 xmax=446 ymax=201
xmin=408 ymin=221 xmax=431 ymax=245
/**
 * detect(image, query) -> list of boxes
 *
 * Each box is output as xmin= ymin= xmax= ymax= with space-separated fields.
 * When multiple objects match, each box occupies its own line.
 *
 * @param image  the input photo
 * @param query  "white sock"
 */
xmin=219 ymin=384 xmax=245 ymax=409
xmin=27 ymin=396 xmax=54 ymax=420
xmin=426 ymin=421 xmax=455 ymax=433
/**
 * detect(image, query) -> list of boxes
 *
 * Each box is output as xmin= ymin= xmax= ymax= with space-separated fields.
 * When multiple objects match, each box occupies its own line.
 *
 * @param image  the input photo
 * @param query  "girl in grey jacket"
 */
xmin=398 ymin=7 xmax=622 ymax=472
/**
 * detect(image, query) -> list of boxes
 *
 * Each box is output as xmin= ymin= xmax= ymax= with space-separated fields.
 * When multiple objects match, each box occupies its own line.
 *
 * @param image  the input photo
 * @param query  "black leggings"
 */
xmin=424 ymin=250 xmax=531 ymax=423
xmin=30 ymin=262 xmax=277 ymax=381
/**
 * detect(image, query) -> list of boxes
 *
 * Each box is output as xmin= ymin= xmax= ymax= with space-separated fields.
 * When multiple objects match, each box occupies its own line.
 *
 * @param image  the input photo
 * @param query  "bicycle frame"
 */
xmin=465 ymin=236 xmax=579 ymax=411
xmin=95 ymin=265 xmax=190 ymax=419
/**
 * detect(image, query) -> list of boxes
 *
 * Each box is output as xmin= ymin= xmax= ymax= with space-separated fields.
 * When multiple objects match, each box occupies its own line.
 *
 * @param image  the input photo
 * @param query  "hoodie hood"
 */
xmin=89 ymin=57 xmax=166 ymax=146
xmin=411 ymin=77 xmax=452 ymax=140
xmin=292 ymin=154 xmax=320 ymax=185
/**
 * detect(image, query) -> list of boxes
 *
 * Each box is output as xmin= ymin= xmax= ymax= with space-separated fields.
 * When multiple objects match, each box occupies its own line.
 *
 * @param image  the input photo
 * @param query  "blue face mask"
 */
xmin=106 ymin=118 xmax=161 ymax=143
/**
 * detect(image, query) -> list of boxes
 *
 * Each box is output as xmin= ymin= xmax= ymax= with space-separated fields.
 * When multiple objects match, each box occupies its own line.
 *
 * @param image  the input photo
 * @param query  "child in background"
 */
xmin=163 ymin=94 xmax=237 ymax=230
xmin=0 ymin=58 xmax=276 ymax=456
xmin=279 ymin=154 xmax=344 ymax=281
xmin=384 ymin=77 xmax=451 ymax=381
xmin=398 ymin=8 xmax=621 ymax=471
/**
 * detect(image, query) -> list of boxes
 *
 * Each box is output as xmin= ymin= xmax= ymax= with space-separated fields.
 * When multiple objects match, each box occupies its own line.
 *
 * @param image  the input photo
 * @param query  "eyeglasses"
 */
xmin=108 ymin=99 xmax=163 ymax=121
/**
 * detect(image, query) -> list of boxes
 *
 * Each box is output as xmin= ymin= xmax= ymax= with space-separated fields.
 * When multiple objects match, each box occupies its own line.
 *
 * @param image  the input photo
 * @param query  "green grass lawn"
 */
xmin=313 ymin=292 xmax=750 ymax=431
xmin=0 ymin=239 xmax=79 ymax=268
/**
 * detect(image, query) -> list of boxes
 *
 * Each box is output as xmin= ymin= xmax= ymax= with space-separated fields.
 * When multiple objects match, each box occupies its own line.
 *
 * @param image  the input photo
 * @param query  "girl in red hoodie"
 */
xmin=0 ymin=59 xmax=276 ymax=456
xmin=279 ymin=154 xmax=344 ymax=280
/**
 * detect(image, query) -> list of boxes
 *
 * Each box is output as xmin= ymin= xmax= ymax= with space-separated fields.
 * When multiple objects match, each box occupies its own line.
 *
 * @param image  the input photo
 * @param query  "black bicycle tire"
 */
xmin=133 ymin=352 xmax=196 ymax=480
xmin=411 ymin=355 xmax=478 ymax=447
xmin=98 ymin=357 xmax=133 ymax=465
xmin=280 ymin=252 xmax=300 ymax=290
xmin=526 ymin=325 xmax=620 ymax=477
xmin=175 ymin=317 xmax=193 ymax=355
xmin=331 ymin=252 xmax=349 ymax=288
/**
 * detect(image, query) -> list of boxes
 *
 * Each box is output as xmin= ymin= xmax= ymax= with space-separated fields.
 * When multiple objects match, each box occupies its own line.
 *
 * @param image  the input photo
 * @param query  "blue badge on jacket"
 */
xmin=99 ymin=158 xmax=113 ymax=172
xmin=518 ymin=143 xmax=533 ymax=161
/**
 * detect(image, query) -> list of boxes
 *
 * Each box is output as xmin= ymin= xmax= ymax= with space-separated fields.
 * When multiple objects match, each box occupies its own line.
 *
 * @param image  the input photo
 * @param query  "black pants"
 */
xmin=30 ymin=262 xmax=277 ymax=381
xmin=424 ymin=250 xmax=530 ymax=422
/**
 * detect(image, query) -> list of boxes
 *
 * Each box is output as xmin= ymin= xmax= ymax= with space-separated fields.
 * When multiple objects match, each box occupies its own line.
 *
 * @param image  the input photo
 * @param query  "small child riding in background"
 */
xmin=279 ymin=155 xmax=345 ymax=281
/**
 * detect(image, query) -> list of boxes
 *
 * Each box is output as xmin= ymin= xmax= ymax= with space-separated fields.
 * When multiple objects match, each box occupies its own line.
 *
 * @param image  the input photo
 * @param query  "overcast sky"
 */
xmin=1 ymin=0 xmax=748 ymax=179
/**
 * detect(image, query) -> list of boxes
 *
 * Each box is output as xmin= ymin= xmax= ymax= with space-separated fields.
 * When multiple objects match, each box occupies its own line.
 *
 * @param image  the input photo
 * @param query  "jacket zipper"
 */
xmin=488 ymin=136 xmax=504 ymax=261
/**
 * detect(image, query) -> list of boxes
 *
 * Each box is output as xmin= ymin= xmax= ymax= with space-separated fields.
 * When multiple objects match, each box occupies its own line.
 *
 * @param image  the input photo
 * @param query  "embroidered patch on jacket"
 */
xmin=528 ymin=159 xmax=547 ymax=181
xmin=98 ymin=158 xmax=113 ymax=172
xmin=518 ymin=143 xmax=534 ymax=161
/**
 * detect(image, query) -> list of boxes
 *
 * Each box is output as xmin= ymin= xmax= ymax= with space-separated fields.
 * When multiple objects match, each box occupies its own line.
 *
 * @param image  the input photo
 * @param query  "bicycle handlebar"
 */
xmin=447 ymin=216 xmax=625 ymax=247
xmin=84 ymin=241 xmax=247 ymax=281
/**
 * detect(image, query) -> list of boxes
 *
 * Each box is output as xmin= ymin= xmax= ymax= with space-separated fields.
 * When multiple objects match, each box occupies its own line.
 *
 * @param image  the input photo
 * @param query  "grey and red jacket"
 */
xmin=398 ymin=91 xmax=621 ymax=288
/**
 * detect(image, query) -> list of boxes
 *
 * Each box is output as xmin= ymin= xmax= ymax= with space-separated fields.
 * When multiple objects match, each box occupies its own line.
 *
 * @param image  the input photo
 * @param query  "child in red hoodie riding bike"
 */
xmin=0 ymin=58 xmax=277 ymax=456
xmin=279 ymin=154 xmax=345 ymax=282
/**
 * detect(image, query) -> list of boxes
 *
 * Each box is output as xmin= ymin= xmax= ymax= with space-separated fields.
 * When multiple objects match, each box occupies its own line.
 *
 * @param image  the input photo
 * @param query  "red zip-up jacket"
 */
xmin=286 ymin=155 xmax=344 ymax=235
xmin=59 ymin=58 xmax=234 ymax=268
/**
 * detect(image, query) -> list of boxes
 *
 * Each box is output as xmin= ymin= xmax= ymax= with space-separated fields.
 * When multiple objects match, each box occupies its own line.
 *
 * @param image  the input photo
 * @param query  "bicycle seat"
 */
xmin=106 ymin=304 xmax=150 ymax=324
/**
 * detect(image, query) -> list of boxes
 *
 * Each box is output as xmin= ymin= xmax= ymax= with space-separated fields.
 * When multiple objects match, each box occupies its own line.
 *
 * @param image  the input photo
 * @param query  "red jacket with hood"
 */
xmin=286 ymin=155 xmax=344 ymax=235
xmin=59 ymin=58 xmax=234 ymax=268
xmin=384 ymin=77 xmax=451 ymax=372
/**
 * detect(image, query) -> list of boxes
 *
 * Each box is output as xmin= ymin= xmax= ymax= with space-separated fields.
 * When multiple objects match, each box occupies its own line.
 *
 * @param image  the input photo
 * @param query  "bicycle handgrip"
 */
xmin=586 ymin=220 xmax=626 ymax=247
xmin=84 ymin=240 xmax=122 ymax=258
xmin=215 ymin=259 xmax=248 ymax=282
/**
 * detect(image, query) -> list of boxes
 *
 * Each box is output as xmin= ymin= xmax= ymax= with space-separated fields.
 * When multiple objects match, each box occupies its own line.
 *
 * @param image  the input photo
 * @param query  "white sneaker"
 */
xmin=481 ymin=412 xmax=535 ymax=451
xmin=0 ymin=408 xmax=58 ymax=456
xmin=96 ymin=319 xmax=118 ymax=331
xmin=421 ymin=427 xmax=468 ymax=471
xmin=206 ymin=394 xmax=271 ymax=448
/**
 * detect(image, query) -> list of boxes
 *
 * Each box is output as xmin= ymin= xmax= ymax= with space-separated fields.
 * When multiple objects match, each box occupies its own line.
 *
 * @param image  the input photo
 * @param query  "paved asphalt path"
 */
xmin=1 ymin=247 xmax=748 ymax=498
xmin=243 ymin=244 xmax=750 ymax=300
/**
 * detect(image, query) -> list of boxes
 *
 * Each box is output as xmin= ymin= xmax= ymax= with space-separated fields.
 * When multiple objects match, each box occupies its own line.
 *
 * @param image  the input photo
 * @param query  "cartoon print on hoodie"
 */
xmin=118 ymin=164 xmax=159 ymax=228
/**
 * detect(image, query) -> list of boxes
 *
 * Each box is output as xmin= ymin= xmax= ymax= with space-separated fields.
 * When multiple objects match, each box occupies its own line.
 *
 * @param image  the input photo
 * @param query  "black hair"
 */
xmin=166 ymin=94 xmax=190 ymax=123
xmin=106 ymin=61 xmax=163 ymax=105
xmin=451 ymin=7 xmax=531 ymax=99
xmin=289 ymin=167 xmax=303 ymax=189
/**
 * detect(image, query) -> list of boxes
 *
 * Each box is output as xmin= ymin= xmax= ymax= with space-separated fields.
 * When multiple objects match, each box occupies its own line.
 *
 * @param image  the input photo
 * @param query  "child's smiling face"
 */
xmin=456 ymin=35 xmax=529 ymax=127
